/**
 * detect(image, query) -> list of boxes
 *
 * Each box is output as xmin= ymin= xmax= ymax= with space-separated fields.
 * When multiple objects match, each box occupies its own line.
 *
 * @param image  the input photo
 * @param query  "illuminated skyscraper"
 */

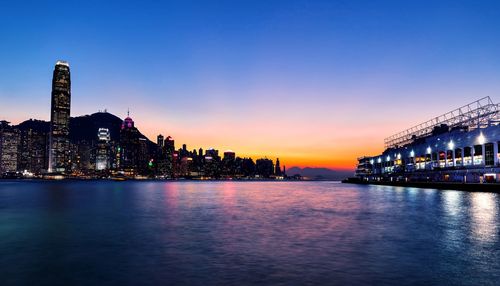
xmin=0 ymin=121 xmax=20 ymax=174
xmin=96 ymin=128 xmax=110 ymax=171
xmin=48 ymin=60 xmax=71 ymax=173
xmin=165 ymin=136 xmax=175 ymax=177
xmin=119 ymin=114 xmax=140 ymax=174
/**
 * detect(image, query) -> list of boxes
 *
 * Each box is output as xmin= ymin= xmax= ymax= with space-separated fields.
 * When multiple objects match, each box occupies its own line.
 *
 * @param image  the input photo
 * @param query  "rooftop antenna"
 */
xmin=127 ymin=108 xmax=130 ymax=117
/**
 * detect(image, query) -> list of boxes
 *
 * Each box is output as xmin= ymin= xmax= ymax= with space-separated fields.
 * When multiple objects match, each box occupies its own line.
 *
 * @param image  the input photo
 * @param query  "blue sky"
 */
xmin=1 ymin=0 xmax=500 ymax=168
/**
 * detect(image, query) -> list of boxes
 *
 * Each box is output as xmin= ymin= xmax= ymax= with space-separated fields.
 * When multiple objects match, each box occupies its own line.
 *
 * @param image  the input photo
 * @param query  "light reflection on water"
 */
xmin=470 ymin=192 xmax=498 ymax=244
xmin=443 ymin=190 xmax=463 ymax=217
xmin=0 ymin=181 xmax=499 ymax=285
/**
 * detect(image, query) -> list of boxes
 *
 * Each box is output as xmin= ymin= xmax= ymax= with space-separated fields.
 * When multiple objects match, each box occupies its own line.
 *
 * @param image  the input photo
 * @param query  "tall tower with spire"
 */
xmin=275 ymin=158 xmax=282 ymax=176
xmin=119 ymin=111 xmax=140 ymax=174
xmin=48 ymin=60 xmax=71 ymax=173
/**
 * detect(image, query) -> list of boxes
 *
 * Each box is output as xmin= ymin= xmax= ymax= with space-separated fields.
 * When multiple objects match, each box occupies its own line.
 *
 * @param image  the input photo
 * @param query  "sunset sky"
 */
xmin=1 ymin=0 xmax=500 ymax=169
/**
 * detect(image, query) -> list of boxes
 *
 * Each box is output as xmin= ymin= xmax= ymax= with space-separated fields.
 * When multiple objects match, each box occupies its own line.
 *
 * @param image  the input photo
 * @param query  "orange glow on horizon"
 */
xmin=134 ymin=119 xmax=385 ymax=171
xmin=4 ymin=106 xmax=390 ymax=171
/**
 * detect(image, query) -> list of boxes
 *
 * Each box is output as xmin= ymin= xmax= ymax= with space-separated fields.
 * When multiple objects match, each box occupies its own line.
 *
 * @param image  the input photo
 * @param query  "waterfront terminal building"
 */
xmin=356 ymin=97 xmax=500 ymax=183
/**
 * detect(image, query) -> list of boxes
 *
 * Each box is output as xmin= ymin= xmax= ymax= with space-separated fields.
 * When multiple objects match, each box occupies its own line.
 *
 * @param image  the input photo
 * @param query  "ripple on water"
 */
xmin=0 ymin=181 xmax=499 ymax=285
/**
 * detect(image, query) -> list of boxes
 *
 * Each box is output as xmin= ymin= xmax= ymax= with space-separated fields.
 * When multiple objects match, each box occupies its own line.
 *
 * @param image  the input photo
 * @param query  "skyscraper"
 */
xmin=119 ymin=114 xmax=141 ymax=174
xmin=18 ymin=127 xmax=47 ymax=174
xmin=223 ymin=150 xmax=236 ymax=161
xmin=275 ymin=158 xmax=282 ymax=176
xmin=96 ymin=128 xmax=110 ymax=171
xmin=256 ymin=158 xmax=274 ymax=178
xmin=0 ymin=121 xmax=20 ymax=174
xmin=157 ymin=134 xmax=164 ymax=147
xmin=48 ymin=60 xmax=71 ymax=173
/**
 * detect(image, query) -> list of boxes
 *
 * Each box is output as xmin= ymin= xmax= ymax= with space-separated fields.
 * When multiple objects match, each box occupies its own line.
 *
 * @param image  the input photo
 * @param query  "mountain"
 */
xmin=69 ymin=112 xmax=123 ymax=142
xmin=16 ymin=119 xmax=50 ymax=133
xmin=286 ymin=167 xmax=353 ymax=181
xmin=15 ymin=112 xmax=155 ymax=145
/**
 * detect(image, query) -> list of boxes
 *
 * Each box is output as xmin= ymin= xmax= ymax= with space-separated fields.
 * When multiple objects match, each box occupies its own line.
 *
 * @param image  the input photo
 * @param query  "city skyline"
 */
xmin=1 ymin=2 xmax=500 ymax=285
xmin=0 ymin=60 xmax=290 ymax=179
xmin=2 ymin=1 xmax=500 ymax=169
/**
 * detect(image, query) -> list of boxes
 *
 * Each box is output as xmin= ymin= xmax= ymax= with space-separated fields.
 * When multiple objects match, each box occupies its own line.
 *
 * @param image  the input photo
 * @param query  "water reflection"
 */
xmin=0 ymin=181 xmax=499 ymax=285
xmin=443 ymin=190 xmax=463 ymax=217
xmin=469 ymin=192 xmax=498 ymax=244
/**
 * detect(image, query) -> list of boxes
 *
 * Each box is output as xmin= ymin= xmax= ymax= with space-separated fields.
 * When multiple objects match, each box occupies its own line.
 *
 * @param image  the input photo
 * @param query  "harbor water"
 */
xmin=0 ymin=181 xmax=499 ymax=285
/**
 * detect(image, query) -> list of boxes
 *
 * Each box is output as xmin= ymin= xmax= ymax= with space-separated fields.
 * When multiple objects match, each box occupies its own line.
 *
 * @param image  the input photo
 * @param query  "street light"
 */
xmin=477 ymin=132 xmax=486 ymax=145
xmin=448 ymin=140 xmax=454 ymax=150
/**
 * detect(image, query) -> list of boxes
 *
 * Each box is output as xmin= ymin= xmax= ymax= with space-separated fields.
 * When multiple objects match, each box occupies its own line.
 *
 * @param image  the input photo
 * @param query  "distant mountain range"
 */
xmin=286 ymin=167 xmax=353 ymax=181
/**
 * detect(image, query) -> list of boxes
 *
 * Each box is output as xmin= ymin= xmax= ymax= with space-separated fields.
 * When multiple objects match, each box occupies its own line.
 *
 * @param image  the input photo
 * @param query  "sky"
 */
xmin=1 ymin=0 xmax=500 ymax=170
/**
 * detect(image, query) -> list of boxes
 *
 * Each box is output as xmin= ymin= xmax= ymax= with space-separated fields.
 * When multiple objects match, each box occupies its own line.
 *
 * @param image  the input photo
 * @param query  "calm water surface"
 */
xmin=0 ymin=181 xmax=499 ymax=285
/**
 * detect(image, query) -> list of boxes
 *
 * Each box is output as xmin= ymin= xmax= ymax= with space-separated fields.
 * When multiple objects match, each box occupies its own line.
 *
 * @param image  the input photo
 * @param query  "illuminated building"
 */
xmin=18 ymin=128 xmax=47 ymax=174
xmin=48 ymin=60 xmax=71 ymax=173
xmin=155 ymin=135 xmax=175 ymax=177
xmin=96 ymin=128 xmax=110 ymax=171
xmin=0 ymin=121 xmax=20 ymax=174
xmin=138 ymin=138 xmax=150 ymax=173
xmin=356 ymin=97 xmax=500 ymax=183
xmin=165 ymin=136 xmax=175 ymax=177
xmin=202 ymin=148 xmax=221 ymax=178
xmin=119 ymin=113 xmax=140 ymax=175
xmin=73 ymin=141 xmax=94 ymax=172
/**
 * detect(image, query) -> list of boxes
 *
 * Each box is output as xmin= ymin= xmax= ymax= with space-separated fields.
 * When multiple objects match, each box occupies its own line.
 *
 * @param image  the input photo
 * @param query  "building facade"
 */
xmin=48 ymin=60 xmax=71 ymax=173
xmin=0 ymin=121 xmax=20 ymax=174
xmin=356 ymin=97 xmax=500 ymax=183
xmin=119 ymin=115 xmax=141 ymax=175
xmin=18 ymin=128 xmax=47 ymax=174
xmin=256 ymin=158 xmax=274 ymax=178
xmin=96 ymin=128 xmax=110 ymax=171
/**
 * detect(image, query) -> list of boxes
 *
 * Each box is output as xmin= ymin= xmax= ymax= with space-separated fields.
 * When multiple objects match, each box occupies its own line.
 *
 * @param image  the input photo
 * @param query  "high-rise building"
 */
xmin=223 ymin=150 xmax=236 ymax=161
xmin=157 ymin=134 xmax=164 ymax=147
xmin=222 ymin=150 xmax=236 ymax=177
xmin=275 ymin=158 xmax=282 ymax=176
xmin=96 ymin=128 xmax=110 ymax=171
xmin=48 ymin=60 xmax=71 ymax=173
xmin=18 ymin=128 xmax=47 ymax=174
xmin=205 ymin=148 xmax=219 ymax=159
xmin=0 ymin=121 xmax=20 ymax=174
xmin=256 ymin=158 xmax=274 ymax=178
xmin=241 ymin=158 xmax=256 ymax=177
xmin=165 ymin=136 xmax=175 ymax=177
xmin=155 ymin=134 xmax=170 ymax=177
xmin=138 ymin=138 xmax=150 ymax=173
xmin=119 ymin=114 xmax=141 ymax=175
